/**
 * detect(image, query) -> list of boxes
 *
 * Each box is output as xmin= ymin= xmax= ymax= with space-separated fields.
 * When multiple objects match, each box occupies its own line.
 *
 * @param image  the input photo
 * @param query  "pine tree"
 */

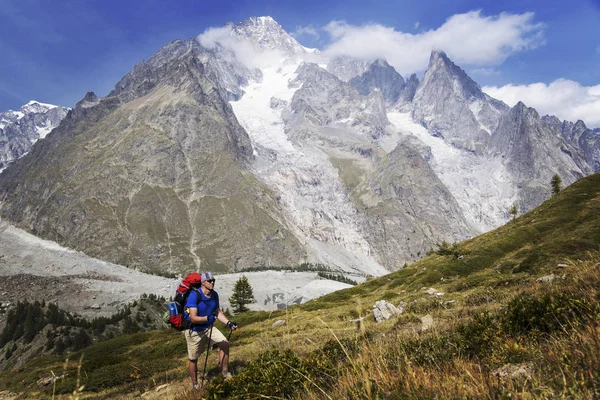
xmin=551 ymin=174 xmax=562 ymax=195
xmin=509 ymin=202 xmax=518 ymax=220
xmin=229 ymin=275 xmax=256 ymax=314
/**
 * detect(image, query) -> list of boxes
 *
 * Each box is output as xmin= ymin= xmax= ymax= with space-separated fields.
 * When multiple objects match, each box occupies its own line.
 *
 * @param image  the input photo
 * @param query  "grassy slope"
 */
xmin=1 ymin=173 xmax=599 ymax=399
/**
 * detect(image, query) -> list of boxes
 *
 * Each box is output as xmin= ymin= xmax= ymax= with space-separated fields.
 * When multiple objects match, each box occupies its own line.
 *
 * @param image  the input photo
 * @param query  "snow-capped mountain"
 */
xmin=0 ymin=101 xmax=69 ymax=172
xmin=0 ymin=16 xmax=596 ymax=278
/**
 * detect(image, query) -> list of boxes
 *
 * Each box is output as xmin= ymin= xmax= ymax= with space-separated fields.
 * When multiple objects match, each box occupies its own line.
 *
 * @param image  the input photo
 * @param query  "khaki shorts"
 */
xmin=184 ymin=327 xmax=228 ymax=361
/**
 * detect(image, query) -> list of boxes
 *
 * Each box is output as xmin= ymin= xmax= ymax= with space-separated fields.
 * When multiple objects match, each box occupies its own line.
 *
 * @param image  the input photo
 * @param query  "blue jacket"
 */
xmin=185 ymin=289 xmax=220 ymax=332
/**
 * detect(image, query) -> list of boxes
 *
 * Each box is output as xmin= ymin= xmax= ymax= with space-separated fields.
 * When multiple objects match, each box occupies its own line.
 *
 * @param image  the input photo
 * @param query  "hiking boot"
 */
xmin=222 ymin=371 xmax=233 ymax=380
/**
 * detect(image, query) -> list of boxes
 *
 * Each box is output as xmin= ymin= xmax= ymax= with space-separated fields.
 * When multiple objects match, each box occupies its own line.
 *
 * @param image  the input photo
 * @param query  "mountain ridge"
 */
xmin=0 ymin=15 xmax=597 ymax=277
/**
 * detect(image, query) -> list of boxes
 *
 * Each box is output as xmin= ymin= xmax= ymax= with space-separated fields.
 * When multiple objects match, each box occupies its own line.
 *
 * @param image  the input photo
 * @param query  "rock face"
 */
xmin=412 ymin=51 xmax=507 ymax=153
xmin=0 ymin=101 xmax=69 ymax=171
xmin=349 ymin=59 xmax=406 ymax=106
xmin=543 ymin=117 xmax=600 ymax=173
xmin=490 ymin=102 xmax=587 ymax=211
xmin=396 ymin=74 xmax=419 ymax=110
xmin=286 ymin=62 xmax=389 ymax=138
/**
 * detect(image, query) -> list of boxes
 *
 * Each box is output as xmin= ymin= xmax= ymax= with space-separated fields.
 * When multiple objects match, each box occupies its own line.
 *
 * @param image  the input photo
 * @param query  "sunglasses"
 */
xmin=206 ymin=279 xmax=216 ymax=284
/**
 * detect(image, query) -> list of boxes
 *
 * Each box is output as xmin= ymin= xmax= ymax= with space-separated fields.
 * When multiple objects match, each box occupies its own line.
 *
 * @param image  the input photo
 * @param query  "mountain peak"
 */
xmin=349 ymin=58 xmax=405 ymax=105
xmin=233 ymin=16 xmax=305 ymax=55
xmin=20 ymin=100 xmax=57 ymax=114
xmin=429 ymin=50 xmax=449 ymax=64
xmin=423 ymin=50 xmax=483 ymax=99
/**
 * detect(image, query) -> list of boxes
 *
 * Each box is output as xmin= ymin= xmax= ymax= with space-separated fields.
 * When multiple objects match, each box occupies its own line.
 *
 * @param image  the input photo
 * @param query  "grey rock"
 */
xmin=536 ymin=274 xmax=556 ymax=283
xmin=492 ymin=363 xmax=533 ymax=380
xmin=420 ymin=314 xmax=434 ymax=331
xmin=424 ymin=288 xmax=444 ymax=297
xmin=551 ymin=118 xmax=600 ymax=172
xmin=373 ymin=300 xmax=403 ymax=322
xmin=272 ymin=319 xmax=287 ymax=328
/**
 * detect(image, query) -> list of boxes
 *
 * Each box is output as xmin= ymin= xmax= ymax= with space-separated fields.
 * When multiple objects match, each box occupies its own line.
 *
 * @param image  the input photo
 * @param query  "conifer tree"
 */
xmin=509 ymin=202 xmax=518 ymax=220
xmin=229 ymin=275 xmax=256 ymax=314
xmin=551 ymin=174 xmax=562 ymax=195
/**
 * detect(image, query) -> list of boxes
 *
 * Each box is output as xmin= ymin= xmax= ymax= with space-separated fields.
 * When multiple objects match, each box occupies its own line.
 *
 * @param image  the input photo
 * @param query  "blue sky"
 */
xmin=1 ymin=0 xmax=599 ymax=126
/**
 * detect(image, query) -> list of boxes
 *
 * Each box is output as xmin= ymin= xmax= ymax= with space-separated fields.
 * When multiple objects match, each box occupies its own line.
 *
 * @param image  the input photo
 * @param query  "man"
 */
xmin=184 ymin=271 xmax=238 ymax=388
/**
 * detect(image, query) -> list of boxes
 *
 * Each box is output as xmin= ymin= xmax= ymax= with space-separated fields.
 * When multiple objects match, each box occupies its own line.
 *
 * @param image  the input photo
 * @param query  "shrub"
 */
xmin=501 ymin=292 xmax=597 ymax=335
xmin=208 ymin=349 xmax=309 ymax=398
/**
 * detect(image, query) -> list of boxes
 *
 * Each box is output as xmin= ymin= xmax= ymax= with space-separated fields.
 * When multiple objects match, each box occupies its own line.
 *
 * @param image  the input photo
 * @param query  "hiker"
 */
xmin=184 ymin=271 xmax=238 ymax=388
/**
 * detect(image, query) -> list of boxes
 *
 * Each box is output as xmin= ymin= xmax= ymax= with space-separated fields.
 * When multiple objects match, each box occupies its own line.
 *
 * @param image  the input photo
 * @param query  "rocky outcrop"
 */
xmin=373 ymin=300 xmax=405 ymax=322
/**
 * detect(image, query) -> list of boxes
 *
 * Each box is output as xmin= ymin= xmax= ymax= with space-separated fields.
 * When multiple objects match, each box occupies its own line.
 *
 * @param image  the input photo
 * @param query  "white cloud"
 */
xmin=292 ymin=25 xmax=320 ymax=39
xmin=414 ymin=21 xmax=420 ymax=29
xmin=323 ymin=10 xmax=545 ymax=76
xmin=196 ymin=26 xmax=285 ymax=69
xmin=483 ymin=79 xmax=600 ymax=128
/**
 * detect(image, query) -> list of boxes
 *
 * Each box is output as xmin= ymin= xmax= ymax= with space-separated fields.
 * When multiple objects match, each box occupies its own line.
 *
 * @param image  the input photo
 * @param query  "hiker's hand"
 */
xmin=207 ymin=315 xmax=216 ymax=325
xmin=228 ymin=321 xmax=238 ymax=330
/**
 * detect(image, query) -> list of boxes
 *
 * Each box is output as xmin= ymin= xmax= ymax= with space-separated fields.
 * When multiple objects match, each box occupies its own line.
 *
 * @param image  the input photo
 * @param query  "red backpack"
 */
xmin=167 ymin=272 xmax=202 ymax=330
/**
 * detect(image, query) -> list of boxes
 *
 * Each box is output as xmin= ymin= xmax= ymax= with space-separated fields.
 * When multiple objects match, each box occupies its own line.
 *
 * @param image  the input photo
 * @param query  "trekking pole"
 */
xmin=200 ymin=322 xmax=214 ymax=388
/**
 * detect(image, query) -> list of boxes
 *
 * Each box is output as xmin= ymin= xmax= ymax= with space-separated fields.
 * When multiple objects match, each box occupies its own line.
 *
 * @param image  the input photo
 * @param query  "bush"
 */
xmin=502 ymin=292 xmax=597 ymax=335
xmin=209 ymin=349 xmax=309 ymax=398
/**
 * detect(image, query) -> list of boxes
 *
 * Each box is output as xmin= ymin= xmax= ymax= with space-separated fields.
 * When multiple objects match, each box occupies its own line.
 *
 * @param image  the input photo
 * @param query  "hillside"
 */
xmin=0 ymin=172 xmax=599 ymax=399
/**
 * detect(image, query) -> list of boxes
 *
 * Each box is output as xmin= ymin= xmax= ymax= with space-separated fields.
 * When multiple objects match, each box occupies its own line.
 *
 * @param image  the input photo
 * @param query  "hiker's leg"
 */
xmin=184 ymin=330 xmax=203 ymax=385
xmin=188 ymin=359 xmax=198 ymax=383
xmin=208 ymin=328 xmax=230 ymax=373
xmin=218 ymin=340 xmax=230 ymax=373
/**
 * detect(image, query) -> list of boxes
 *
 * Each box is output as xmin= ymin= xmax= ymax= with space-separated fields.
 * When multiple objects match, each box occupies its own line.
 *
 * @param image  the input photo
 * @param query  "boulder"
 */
xmin=492 ymin=363 xmax=533 ymax=380
xmin=536 ymin=274 xmax=556 ymax=283
xmin=373 ymin=300 xmax=403 ymax=323
xmin=272 ymin=320 xmax=287 ymax=328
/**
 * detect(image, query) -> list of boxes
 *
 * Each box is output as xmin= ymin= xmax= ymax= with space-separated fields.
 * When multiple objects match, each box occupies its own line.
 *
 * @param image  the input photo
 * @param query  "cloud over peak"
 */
xmin=322 ymin=10 xmax=545 ymax=76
